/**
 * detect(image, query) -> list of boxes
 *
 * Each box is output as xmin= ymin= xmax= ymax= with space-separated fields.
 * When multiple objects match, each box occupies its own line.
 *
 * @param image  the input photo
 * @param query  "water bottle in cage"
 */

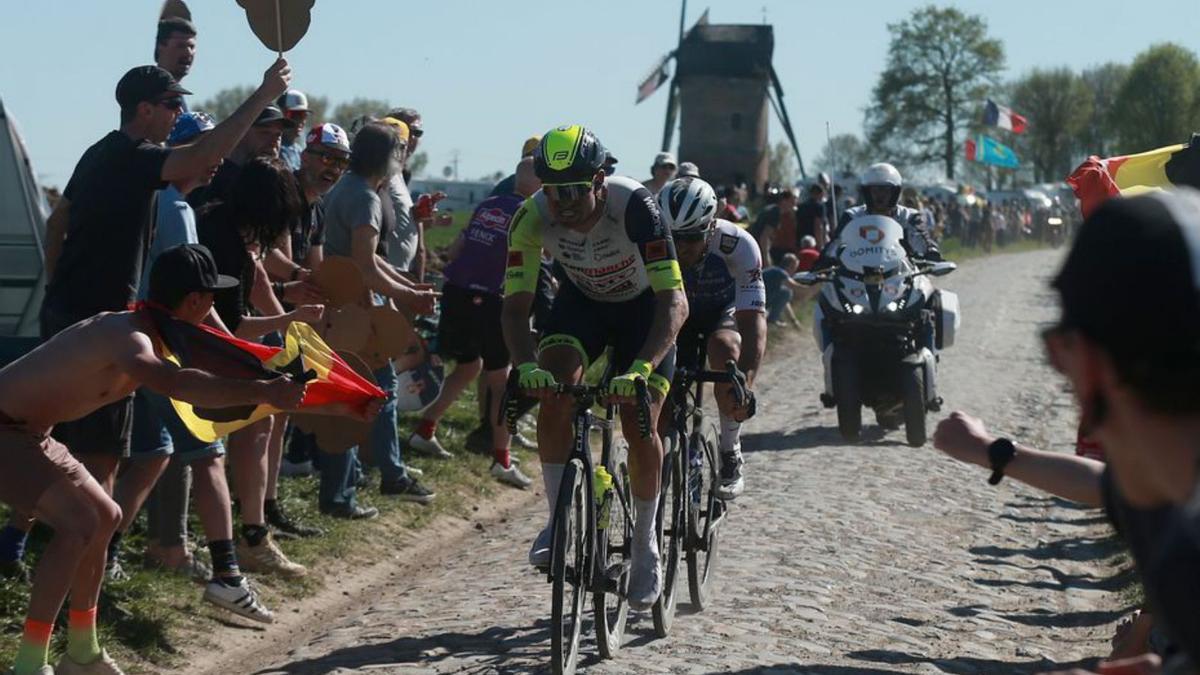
xmin=688 ymin=441 xmax=703 ymax=504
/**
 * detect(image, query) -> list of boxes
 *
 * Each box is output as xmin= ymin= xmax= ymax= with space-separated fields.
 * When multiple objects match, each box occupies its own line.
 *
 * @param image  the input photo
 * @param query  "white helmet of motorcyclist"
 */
xmin=860 ymin=162 xmax=903 ymax=213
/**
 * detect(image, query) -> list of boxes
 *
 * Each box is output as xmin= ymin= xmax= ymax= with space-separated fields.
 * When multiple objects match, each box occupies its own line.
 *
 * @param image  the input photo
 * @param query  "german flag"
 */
xmin=1068 ymin=134 xmax=1200 ymax=217
xmin=142 ymin=306 xmax=385 ymax=442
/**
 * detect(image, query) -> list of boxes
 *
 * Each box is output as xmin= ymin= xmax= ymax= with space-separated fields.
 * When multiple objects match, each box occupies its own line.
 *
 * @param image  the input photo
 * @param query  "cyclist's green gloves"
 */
xmin=516 ymin=362 xmax=556 ymax=390
xmin=609 ymin=359 xmax=654 ymax=398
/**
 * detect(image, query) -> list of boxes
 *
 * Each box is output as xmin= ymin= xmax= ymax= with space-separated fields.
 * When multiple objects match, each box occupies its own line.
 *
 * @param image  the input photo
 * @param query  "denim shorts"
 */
xmin=130 ymin=389 xmax=225 ymax=463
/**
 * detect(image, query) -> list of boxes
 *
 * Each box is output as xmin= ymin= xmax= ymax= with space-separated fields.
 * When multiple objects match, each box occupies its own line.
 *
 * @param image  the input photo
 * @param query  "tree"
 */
xmin=766 ymin=141 xmax=798 ymax=187
xmin=864 ymin=6 xmax=1005 ymax=180
xmin=407 ymin=151 xmax=429 ymax=178
xmin=1076 ymin=63 xmax=1129 ymax=158
xmin=331 ymin=97 xmax=392 ymax=132
xmin=1011 ymin=68 xmax=1093 ymax=182
xmin=1112 ymin=43 xmax=1200 ymax=153
xmin=812 ymin=133 xmax=872 ymax=178
xmin=193 ymin=86 xmax=328 ymax=125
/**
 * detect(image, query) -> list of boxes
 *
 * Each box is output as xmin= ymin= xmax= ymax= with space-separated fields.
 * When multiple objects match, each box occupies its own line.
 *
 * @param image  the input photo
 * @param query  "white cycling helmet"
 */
xmin=657 ymin=177 xmax=718 ymax=235
xmin=860 ymin=162 xmax=903 ymax=211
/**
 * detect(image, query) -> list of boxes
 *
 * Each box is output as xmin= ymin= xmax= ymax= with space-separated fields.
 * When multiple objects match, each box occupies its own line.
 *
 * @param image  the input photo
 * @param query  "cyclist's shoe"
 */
xmin=528 ymin=525 xmax=552 ymax=567
xmin=491 ymin=462 xmax=533 ymax=489
xmin=718 ymin=451 xmax=745 ymax=500
xmin=628 ymin=538 xmax=662 ymax=611
xmin=407 ymin=432 xmax=453 ymax=459
xmin=203 ymin=577 xmax=274 ymax=623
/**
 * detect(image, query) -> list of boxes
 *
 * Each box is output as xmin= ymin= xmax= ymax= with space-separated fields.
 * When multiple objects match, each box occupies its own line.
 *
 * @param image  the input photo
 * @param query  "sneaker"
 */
xmin=147 ymin=552 xmax=211 ymax=584
xmin=320 ymin=503 xmax=380 ymax=520
xmin=628 ymin=538 xmax=662 ymax=612
xmin=490 ymin=461 xmax=533 ymax=489
xmin=407 ymin=432 xmax=453 ymax=459
xmin=55 ymin=648 xmax=125 ymax=674
xmin=511 ymin=431 xmax=536 ymax=450
xmin=279 ymin=458 xmax=314 ymax=477
xmin=528 ymin=525 xmax=552 ymax=567
xmin=404 ymin=465 xmax=425 ymax=478
xmin=267 ymin=502 xmax=324 ymax=539
xmin=236 ymin=534 xmax=307 ymax=578
xmin=718 ymin=451 xmax=745 ymax=500
xmin=203 ymin=577 xmax=274 ymax=623
xmin=6 ymin=666 xmax=53 ymax=674
xmin=380 ymin=476 xmax=436 ymax=505
xmin=0 ymin=558 xmax=30 ymax=584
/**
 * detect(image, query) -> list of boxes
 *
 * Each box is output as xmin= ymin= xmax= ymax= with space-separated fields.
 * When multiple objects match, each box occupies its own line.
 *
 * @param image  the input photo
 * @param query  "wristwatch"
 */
xmin=987 ymin=438 xmax=1016 ymax=485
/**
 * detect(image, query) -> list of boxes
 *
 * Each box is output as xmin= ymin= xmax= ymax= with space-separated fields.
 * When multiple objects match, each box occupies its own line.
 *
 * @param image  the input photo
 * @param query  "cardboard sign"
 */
xmin=318 ymin=304 xmax=371 ymax=354
xmin=160 ymin=0 xmax=192 ymax=21
xmin=236 ymin=0 xmax=314 ymax=53
xmin=312 ymin=256 xmax=367 ymax=308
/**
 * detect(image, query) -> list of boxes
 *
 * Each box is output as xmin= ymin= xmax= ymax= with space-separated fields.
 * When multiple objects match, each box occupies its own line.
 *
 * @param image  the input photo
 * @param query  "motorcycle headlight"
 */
xmin=885 ymin=301 xmax=899 ymax=312
xmin=851 ymin=304 xmax=865 ymax=315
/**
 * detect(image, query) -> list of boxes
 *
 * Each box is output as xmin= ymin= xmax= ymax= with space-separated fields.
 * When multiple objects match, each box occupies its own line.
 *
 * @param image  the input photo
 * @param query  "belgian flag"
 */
xmin=142 ymin=306 xmax=385 ymax=443
xmin=1068 ymin=134 xmax=1200 ymax=217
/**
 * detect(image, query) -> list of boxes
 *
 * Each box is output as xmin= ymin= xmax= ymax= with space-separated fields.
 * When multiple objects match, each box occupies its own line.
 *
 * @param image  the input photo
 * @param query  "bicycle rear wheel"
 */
xmin=687 ymin=423 xmax=722 ymax=610
xmin=652 ymin=433 xmax=684 ymax=636
xmin=594 ymin=443 xmax=631 ymax=658
xmin=551 ymin=459 xmax=588 ymax=675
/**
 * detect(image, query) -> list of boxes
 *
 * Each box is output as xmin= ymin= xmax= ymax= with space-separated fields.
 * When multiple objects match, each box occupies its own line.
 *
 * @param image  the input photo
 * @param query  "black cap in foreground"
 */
xmin=254 ymin=105 xmax=298 ymax=128
xmin=149 ymin=244 xmax=239 ymax=304
xmin=1054 ymin=188 xmax=1200 ymax=369
xmin=115 ymin=65 xmax=192 ymax=109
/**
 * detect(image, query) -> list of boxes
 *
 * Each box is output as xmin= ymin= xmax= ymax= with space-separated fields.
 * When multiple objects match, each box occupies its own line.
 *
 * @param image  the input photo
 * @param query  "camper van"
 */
xmin=0 ymin=97 xmax=48 ymax=342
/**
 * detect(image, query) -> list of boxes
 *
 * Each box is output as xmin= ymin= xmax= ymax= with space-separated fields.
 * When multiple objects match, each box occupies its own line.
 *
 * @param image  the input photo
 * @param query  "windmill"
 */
xmin=636 ymin=2 xmax=806 ymax=191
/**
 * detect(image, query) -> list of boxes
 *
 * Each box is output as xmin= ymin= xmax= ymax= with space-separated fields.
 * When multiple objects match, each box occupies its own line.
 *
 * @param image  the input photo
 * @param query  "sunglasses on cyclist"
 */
xmin=544 ymin=182 xmax=595 ymax=202
xmin=672 ymin=228 xmax=711 ymax=243
xmin=305 ymin=148 xmax=350 ymax=170
xmin=154 ymin=97 xmax=185 ymax=111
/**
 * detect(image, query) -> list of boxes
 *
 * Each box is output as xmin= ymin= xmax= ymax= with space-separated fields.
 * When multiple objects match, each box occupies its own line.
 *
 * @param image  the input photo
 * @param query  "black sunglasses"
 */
xmin=305 ymin=148 xmax=350 ymax=169
xmin=409 ymin=127 xmax=424 ymax=138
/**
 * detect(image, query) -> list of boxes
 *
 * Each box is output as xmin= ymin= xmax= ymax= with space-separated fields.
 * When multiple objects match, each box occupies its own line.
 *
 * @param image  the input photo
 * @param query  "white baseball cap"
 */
xmin=653 ymin=151 xmax=677 ymax=168
xmin=277 ymin=89 xmax=310 ymax=113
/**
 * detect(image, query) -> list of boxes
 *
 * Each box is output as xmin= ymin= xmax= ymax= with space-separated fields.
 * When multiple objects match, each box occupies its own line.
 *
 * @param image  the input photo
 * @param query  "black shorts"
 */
xmin=41 ymin=304 xmax=134 ymax=457
xmin=676 ymin=306 xmax=737 ymax=371
xmin=539 ymin=280 xmax=674 ymax=382
xmin=437 ymin=284 xmax=510 ymax=371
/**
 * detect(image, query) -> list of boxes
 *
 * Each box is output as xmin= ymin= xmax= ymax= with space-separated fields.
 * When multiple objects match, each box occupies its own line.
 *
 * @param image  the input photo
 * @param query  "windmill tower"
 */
xmin=637 ymin=4 xmax=806 ymax=192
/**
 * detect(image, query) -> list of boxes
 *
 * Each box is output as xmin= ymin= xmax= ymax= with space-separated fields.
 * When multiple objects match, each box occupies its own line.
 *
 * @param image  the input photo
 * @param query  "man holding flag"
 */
xmin=0 ymin=243 xmax=381 ymax=675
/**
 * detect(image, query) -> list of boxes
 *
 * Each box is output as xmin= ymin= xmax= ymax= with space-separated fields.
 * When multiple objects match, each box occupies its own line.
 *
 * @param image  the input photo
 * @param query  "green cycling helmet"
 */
xmin=533 ymin=125 xmax=608 ymax=185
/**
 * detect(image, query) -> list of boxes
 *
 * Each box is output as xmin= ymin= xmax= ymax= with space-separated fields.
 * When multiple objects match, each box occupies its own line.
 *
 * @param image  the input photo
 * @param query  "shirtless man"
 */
xmin=0 ymin=244 xmax=319 ymax=675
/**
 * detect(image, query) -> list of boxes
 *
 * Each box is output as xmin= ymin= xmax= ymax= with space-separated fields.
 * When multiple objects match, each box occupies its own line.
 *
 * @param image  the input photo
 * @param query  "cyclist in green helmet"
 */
xmin=501 ymin=125 xmax=689 ymax=611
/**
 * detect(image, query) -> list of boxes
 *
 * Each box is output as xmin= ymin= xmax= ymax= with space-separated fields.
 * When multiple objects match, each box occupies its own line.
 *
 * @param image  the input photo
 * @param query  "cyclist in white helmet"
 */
xmin=657 ymin=177 xmax=766 ymax=498
xmin=832 ymin=163 xmax=941 ymax=260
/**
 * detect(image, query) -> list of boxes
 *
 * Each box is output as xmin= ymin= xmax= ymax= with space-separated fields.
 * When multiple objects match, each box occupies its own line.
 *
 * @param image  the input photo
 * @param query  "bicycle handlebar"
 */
xmin=500 ymin=375 xmax=654 ymax=439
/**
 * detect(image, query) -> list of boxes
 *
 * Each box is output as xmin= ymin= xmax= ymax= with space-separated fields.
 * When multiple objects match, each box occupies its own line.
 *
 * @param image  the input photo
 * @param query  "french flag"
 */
xmin=983 ymin=99 xmax=1028 ymax=134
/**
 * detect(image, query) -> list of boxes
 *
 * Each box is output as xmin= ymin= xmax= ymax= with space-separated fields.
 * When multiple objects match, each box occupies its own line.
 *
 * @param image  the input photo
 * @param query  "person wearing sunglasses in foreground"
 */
xmin=930 ymin=190 xmax=1200 ymax=674
xmin=501 ymin=125 xmax=689 ymax=611
xmin=656 ymin=177 xmax=766 ymax=499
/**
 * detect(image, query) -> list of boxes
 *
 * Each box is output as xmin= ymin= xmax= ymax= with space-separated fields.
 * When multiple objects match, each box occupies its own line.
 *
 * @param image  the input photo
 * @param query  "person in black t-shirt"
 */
xmin=38 ymin=60 xmax=293 ymax=500
xmin=931 ymin=191 xmax=1200 ymax=674
xmin=795 ymin=182 xmax=830 ymax=249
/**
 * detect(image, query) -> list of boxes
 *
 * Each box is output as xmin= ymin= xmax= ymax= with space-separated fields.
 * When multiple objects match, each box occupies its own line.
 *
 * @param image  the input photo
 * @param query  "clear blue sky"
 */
xmin=1 ymin=0 xmax=1196 ymax=188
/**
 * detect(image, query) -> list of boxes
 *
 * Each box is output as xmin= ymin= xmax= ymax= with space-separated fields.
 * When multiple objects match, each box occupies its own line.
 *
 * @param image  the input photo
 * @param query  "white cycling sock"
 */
xmin=719 ymin=414 xmax=742 ymax=455
xmin=541 ymin=463 xmax=565 ymax=522
xmin=633 ymin=495 xmax=659 ymax=552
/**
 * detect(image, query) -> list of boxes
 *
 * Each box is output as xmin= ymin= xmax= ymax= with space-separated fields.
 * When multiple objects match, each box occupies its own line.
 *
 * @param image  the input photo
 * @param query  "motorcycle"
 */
xmin=1046 ymin=216 xmax=1066 ymax=247
xmin=797 ymin=215 xmax=960 ymax=447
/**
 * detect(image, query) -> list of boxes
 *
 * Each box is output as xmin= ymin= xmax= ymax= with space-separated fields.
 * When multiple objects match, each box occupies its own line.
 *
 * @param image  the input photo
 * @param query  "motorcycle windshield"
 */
xmin=836 ymin=215 xmax=907 ymax=275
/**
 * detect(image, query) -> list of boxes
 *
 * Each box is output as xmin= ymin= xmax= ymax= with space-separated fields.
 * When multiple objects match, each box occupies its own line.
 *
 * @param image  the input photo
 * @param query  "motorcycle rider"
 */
xmin=824 ymin=163 xmax=942 ymax=262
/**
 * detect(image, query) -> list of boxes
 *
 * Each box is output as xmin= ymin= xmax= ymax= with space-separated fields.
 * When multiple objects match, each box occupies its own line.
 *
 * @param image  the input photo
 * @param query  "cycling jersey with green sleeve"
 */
xmin=504 ymin=175 xmax=684 ymax=303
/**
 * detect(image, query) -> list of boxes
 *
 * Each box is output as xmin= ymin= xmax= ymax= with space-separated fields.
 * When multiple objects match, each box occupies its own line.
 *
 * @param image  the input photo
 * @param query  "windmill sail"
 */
xmin=636 ymin=54 xmax=673 ymax=104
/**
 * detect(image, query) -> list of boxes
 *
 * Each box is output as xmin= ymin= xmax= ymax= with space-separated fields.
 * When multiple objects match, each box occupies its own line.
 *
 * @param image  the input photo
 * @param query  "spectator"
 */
xmin=795 ymin=182 xmax=830 ymax=249
xmin=37 ymin=60 xmax=291 ymax=525
xmin=718 ymin=185 xmax=747 ymax=224
xmin=154 ymin=17 xmax=196 ymax=88
xmin=318 ymin=122 xmax=437 ymax=514
xmin=198 ymin=157 xmax=321 ymax=576
xmin=277 ymin=89 xmax=311 ymax=171
xmin=762 ymin=252 xmax=805 ymax=327
xmin=643 ymin=151 xmax=678 ymax=195
xmin=0 ymin=243 xmax=307 ymax=675
xmin=490 ymin=135 xmax=541 ymax=197
xmin=752 ymin=187 xmax=800 ymax=266
xmin=933 ymin=190 xmax=1200 ymax=673
xmin=381 ymin=108 xmax=424 ymax=278
xmin=677 ymin=161 xmax=700 ymax=179
xmin=408 ymin=158 xmax=541 ymax=489
xmin=189 ymin=104 xmax=295 ymax=209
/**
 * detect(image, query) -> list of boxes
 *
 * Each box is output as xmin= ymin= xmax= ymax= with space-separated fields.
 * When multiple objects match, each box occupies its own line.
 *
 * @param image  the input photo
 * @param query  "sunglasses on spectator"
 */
xmin=306 ymin=148 xmax=350 ymax=169
xmin=154 ymin=97 xmax=185 ymax=111
xmin=543 ymin=182 xmax=594 ymax=202
xmin=409 ymin=127 xmax=424 ymax=138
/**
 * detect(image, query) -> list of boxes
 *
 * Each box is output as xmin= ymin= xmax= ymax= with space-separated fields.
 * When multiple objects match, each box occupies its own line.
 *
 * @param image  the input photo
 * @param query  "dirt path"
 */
xmin=186 ymin=248 xmax=1127 ymax=675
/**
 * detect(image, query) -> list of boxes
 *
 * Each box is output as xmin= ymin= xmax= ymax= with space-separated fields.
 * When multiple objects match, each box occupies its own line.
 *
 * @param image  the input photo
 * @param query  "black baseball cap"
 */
xmin=254 ymin=105 xmax=297 ymax=129
xmin=115 ymin=65 xmax=192 ymax=109
xmin=148 ymin=244 xmax=239 ymax=305
xmin=1054 ymin=189 xmax=1200 ymax=366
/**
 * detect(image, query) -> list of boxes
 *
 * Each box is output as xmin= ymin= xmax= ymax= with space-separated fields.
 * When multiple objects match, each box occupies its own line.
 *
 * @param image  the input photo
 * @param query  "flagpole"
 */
xmin=826 ymin=122 xmax=838 ymax=240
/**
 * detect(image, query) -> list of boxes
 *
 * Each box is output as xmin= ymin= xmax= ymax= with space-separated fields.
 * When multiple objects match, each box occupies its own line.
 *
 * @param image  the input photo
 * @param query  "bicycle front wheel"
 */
xmin=594 ymin=443 xmax=631 ymax=658
xmin=652 ymin=433 xmax=684 ymax=636
xmin=551 ymin=459 xmax=588 ymax=675
xmin=687 ymin=423 xmax=722 ymax=610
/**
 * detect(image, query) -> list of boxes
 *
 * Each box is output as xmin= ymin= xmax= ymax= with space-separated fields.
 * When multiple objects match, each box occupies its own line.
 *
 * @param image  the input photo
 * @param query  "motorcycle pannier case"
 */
xmin=934 ymin=290 xmax=961 ymax=349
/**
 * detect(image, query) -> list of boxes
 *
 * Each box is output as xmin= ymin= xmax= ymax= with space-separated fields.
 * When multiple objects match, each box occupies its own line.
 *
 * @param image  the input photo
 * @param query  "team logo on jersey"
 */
xmin=748 ymin=267 xmax=763 ymax=283
xmin=644 ymin=239 xmax=669 ymax=262
xmin=858 ymin=225 xmax=885 ymax=245
xmin=507 ymin=250 xmax=524 ymax=267
xmin=719 ymin=233 xmax=740 ymax=254
xmin=475 ymin=207 xmax=512 ymax=231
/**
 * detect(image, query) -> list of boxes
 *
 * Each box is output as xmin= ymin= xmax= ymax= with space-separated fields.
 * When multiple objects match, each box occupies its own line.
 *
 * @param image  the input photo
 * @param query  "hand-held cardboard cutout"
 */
xmin=236 ymin=0 xmax=314 ymax=53
xmin=160 ymin=0 xmax=192 ymax=21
